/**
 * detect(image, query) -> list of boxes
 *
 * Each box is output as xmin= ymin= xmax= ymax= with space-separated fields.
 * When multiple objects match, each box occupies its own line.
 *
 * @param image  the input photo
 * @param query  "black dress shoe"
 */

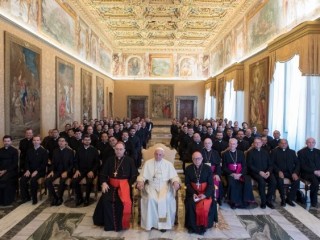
xmin=260 ymin=203 xmax=266 ymax=209
xmin=51 ymin=198 xmax=58 ymax=206
xmin=32 ymin=199 xmax=38 ymax=205
xmin=266 ymin=201 xmax=275 ymax=209
xmin=230 ymin=203 xmax=236 ymax=209
xmin=21 ymin=198 xmax=31 ymax=204
xmin=286 ymin=199 xmax=295 ymax=207
xmin=280 ymin=200 xmax=286 ymax=207
xmin=311 ymin=202 xmax=318 ymax=208
xmin=76 ymin=198 xmax=84 ymax=206
xmin=159 ymin=229 xmax=166 ymax=233
xmin=56 ymin=198 xmax=63 ymax=206
xmin=83 ymin=199 xmax=89 ymax=207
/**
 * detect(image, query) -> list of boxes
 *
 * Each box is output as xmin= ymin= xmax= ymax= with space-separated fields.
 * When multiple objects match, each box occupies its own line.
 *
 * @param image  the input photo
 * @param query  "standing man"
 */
xmin=272 ymin=139 xmax=299 ymax=207
xmin=19 ymin=128 xmax=34 ymax=177
xmin=93 ymin=142 xmax=138 ymax=231
xmin=247 ymin=138 xmax=276 ymax=209
xmin=184 ymin=151 xmax=215 ymax=235
xmin=20 ymin=135 xmax=48 ymax=204
xmin=0 ymin=135 xmax=18 ymax=206
xmin=298 ymin=138 xmax=320 ymax=207
xmin=72 ymin=135 xmax=99 ymax=206
xmin=45 ymin=137 xmax=74 ymax=206
xmin=136 ymin=148 xmax=180 ymax=232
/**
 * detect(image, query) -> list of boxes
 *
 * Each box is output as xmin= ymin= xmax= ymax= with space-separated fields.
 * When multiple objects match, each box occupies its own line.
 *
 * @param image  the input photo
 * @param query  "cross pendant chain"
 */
xmin=114 ymin=171 xmax=118 ymax=177
xmin=196 ymin=181 xmax=200 ymax=189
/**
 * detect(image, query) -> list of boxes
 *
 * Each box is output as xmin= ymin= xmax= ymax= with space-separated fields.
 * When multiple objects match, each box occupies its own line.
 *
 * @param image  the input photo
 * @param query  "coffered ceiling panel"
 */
xmin=77 ymin=0 xmax=256 ymax=50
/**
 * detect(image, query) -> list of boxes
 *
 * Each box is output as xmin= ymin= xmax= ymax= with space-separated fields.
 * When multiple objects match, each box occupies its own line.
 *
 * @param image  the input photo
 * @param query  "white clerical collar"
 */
xmin=84 ymin=146 xmax=90 ymax=149
xmin=282 ymin=148 xmax=286 ymax=151
xmin=34 ymin=146 xmax=40 ymax=150
xmin=257 ymin=148 xmax=261 ymax=151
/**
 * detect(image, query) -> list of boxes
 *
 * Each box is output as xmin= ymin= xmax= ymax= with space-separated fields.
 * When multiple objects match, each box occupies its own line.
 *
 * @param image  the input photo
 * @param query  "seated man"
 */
xmin=45 ymin=137 xmax=74 ymax=206
xmin=136 ymin=147 xmax=180 ymax=232
xmin=272 ymin=139 xmax=299 ymax=207
xmin=298 ymin=137 xmax=320 ymax=207
xmin=184 ymin=151 xmax=215 ymax=235
xmin=72 ymin=134 xmax=99 ymax=206
xmin=0 ymin=135 xmax=18 ymax=206
xmin=20 ymin=135 xmax=48 ymax=204
xmin=247 ymin=138 xmax=276 ymax=209
xmin=93 ymin=142 xmax=138 ymax=231
xmin=222 ymin=138 xmax=256 ymax=209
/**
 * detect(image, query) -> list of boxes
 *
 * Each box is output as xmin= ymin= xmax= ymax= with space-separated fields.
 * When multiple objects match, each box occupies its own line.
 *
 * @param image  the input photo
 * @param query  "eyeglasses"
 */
xmin=115 ymin=148 xmax=124 ymax=151
xmin=192 ymin=157 xmax=202 ymax=161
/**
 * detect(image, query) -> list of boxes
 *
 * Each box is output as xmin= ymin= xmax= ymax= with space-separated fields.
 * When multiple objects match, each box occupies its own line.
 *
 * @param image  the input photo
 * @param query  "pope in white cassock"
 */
xmin=136 ymin=147 xmax=181 ymax=232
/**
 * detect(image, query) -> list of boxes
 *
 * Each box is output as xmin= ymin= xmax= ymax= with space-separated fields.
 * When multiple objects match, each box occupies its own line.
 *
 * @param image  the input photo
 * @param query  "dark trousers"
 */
xmin=276 ymin=174 xmax=300 ymax=201
xmin=20 ymin=175 xmax=42 ymax=201
xmin=71 ymin=173 xmax=94 ymax=200
xmin=45 ymin=174 xmax=68 ymax=200
xmin=302 ymin=174 xmax=320 ymax=205
xmin=251 ymin=173 xmax=276 ymax=204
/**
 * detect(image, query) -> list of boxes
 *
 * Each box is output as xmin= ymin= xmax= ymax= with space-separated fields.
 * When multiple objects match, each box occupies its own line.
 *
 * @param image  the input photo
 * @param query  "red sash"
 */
xmin=191 ymin=182 xmax=212 ymax=227
xmin=109 ymin=178 xmax=131 ymax=229
xmin=211 ymin=165 xmax=220 ymax=199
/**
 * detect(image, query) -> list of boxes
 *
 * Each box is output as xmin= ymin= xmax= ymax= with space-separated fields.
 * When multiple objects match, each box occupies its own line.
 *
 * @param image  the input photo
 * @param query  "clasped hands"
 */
xmin=136 ymin=181 xmax=180 ymax=191
xmin=231 ymin=173 xmax=242 ymax=180
xmin=259 ymin=171 xmax=270 ymax=179
xmin=193 ymin=193 xmax=206 ymax=202
xmin=278 ymin=171 xmax=299 ymax=181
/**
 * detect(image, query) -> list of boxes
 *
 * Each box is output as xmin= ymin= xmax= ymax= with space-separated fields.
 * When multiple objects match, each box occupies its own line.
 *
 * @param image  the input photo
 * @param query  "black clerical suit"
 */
xmin=271 ymin=147 xmax=300 ymax=203
xmin=247 ymin=148 xmax=276 ymax=206
xmin=170 ymin=124 xmax=179 ymax=149
xmin=237 ymin=139 xmax=250 ymax=152
xmin=45 ymin=147 xmax=74 ymax=204
xmin=20 ymin=146 xmax=48 ymax=203
xmin=212 ymin=140 xmax=228 ymax=157
xmin=0 ymin=146 xmax=18 ymax=205
xmin=72 ymin=145 xmax=99 ymax=202
xmin=19 ymin=138 xmax=34 ymax=176
xmin=298 ymin=147 xmax=320 ymax=205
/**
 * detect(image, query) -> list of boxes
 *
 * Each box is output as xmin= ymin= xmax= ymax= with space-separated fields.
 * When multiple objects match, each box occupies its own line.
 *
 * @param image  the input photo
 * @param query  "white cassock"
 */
xmin=137 ymin=158 xmax=180 ymax=230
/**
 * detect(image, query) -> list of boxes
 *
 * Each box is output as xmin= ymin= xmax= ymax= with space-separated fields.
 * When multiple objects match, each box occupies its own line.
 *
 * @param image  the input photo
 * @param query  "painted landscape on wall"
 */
xmin=5 ymin=33 xmax=41 ymax=139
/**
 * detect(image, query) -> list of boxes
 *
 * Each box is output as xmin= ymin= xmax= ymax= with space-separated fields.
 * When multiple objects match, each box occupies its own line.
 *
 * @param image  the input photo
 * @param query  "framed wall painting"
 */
xmin=81 ymin=69 xmax=92 ymax=120
xmin=4 ymin=32 xmax=41 ymax=139
xmin=56 ymin=57 xmax=75 ymax=131
xmin=96 ymin=77 xmax=104 ymax=120
xmin=249 ymin=57 xmax=269 ymax=131
xmin=149 ymin=54 xmax=173 ymax=77
xmin=150 ymin=84 xmax=174 ymax=119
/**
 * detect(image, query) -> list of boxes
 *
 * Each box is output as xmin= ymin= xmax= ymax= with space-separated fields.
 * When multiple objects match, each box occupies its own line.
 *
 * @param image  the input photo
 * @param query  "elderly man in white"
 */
xmin=136 ymin=147 xmax=181 ymax=232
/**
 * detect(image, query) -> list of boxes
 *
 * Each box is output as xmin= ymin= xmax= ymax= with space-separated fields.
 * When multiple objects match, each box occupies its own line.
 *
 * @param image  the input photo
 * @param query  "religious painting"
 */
xmin=150 ymin=84 xmax=174 ymax=119
xmin=96 ymin=77 xmax=104 ymax=120
xmin=99 ymin=42 xmax=111 ymax=73
xmin=150 ymin=54 xmax=173 ymax=77
xmin=217 ymin=78 xmax=225 ymax=119
xmin=9 ymin=0 xmax=39 ymax=29
xmin=202 ymin=55 xmax=210 ymax=78
xmin=211 ymin=42 xmax=223 ymax=75
xmin=4 ymin=32 xmax=41 ymax=139
xmin=41 ymin=0 xmax=76 ymax=50
xmin=224 ymin=33 xmax=233 ymax=66
xmin=90 ymin=31 xmax=98 ymax=64
xmin=247 ymin=0 xmax=280 ymax=52
xmin=112 ymin=53 xmax=124 ymax=76
xmin=234 ymin=20 xmax=245 ymax=60
xmin=81 ymin=69 xmax=92 ymax=120
xmin=249 ymin=57 xmax=269 ymax=131
xmin=127 ymin=56 xmax=142 ymax=76
xmin=179 ymin=57 xmax=195 ymax=77
xmin=77 ymin=18 xmax=90 ymax=60
xmin=56 ymin=57 xmax=75 ymax=131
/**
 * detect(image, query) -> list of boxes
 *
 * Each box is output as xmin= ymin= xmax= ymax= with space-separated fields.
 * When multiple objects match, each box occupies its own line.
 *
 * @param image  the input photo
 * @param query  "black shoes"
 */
xmin=76 ymin=198 xmax=84 ymax=206
xmin=281 ymin=200 xmax=286 ymax=207
xmin=260 ymin=203 xmax=266 ymax=209
xmin=286 ymin=199 xmax=296 ymax=207
xmin=266 ymin=201 xmax=275 ymax=209
xmin=21 ymin=198 xmax=31 ymax=204
xmin=32 ymin=199 xmax=38 ymax=205
xmin=159 ymin=229 xmax=166 ymax=233
xmin=84 ymin=198 xmax=90 ymax=207
xmin=51 ymin=198 xmax=63 ymax=206
xmin=56 ymin=198 xmax=63 ymax=206
xmin=311 ymin=202 xmax=318 ymax=208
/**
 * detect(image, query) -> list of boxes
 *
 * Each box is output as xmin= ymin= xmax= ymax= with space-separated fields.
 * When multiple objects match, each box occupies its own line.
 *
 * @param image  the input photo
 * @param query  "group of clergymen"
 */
xmin=0 ymin=117 xmax=319 ymax=236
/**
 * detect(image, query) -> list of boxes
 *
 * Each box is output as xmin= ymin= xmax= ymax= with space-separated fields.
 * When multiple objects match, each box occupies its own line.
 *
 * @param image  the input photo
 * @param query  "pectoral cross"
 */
xmin=233 ymin=163 xmax=237 ymax=169
xmin=113 ymin=171 xmax=118 ymax=177
xmin=196 ymin=181 xmax=200 ymax=189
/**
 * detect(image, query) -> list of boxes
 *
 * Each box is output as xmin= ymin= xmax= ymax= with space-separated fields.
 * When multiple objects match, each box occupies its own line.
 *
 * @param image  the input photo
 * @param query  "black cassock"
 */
xmin=184 ymin=163 xmax=216 ymax=234
xmin=93 ymin=155 xmax=137 ymax=231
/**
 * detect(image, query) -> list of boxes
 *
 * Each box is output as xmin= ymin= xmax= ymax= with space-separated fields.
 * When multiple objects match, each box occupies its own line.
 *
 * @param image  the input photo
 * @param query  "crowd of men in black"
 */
xmin=0 ymin=117 xmax=153 ymax=206
xmin=170 ymin=118 xmax=320 ymax=209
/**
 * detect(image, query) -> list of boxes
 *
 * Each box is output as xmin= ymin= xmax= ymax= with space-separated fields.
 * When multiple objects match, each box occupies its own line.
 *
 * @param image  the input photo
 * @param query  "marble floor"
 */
xmin=0 ymin=185 xmax=319 ymax=240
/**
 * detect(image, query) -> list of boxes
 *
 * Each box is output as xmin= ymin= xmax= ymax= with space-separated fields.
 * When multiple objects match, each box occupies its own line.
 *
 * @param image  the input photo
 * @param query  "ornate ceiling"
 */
xmin=76 ymin=0 xmax=256 ymax=51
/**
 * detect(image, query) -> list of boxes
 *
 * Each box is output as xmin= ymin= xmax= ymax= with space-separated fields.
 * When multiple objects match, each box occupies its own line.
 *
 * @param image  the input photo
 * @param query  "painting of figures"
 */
xmin=99 ymin=43 xmax=111 ymax=73
xmin=56 ymin=58 xmax=74 ymax=131
xmin=150 ymin=85 xmax=174 ymax=119
xmin=249 ymin=57 xmax=269 ymax=131
xmin=5 ymin=32 xmax=41 ymax=139
xmin=96 ymin=77 xmax=104 ymax=120
xmin=10 ymin=0 xmax=39 ymax=29
xmin=150 ymin=54 xmax=173 ymax=77
xmin=127 ymin=57 xmax=141 ymax=76
xmin=81 ymin=69 xmax=92 ymax=120
xmin=41 ymin=0 xmax=76 ymax=49
xmin=217 ymin=78 xmax=225 ymax=119
xmin=179 ymin=57 xmax=195 ymax=77
xmin=77 ymin=18 xmax=90 ymax=61
xmin=90 ymin=31 xmax=98 ymax=64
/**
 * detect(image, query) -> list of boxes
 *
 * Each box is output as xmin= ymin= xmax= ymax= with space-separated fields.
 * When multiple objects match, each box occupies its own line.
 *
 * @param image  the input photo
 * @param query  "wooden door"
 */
xmin=179 ymin=99 xmax=194 ymax=122
xmin=130 ymin=99 xmax=145 ymax=119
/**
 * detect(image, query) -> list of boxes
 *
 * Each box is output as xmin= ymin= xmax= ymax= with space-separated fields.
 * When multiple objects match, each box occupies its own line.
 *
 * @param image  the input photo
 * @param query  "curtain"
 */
xmin=204 ymin=88 xmax=215 ymax=119
xmin=223 ymin=80 xmax=236 ymax=122
xmin=268 ymin=55 xmax=320 ymax=150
